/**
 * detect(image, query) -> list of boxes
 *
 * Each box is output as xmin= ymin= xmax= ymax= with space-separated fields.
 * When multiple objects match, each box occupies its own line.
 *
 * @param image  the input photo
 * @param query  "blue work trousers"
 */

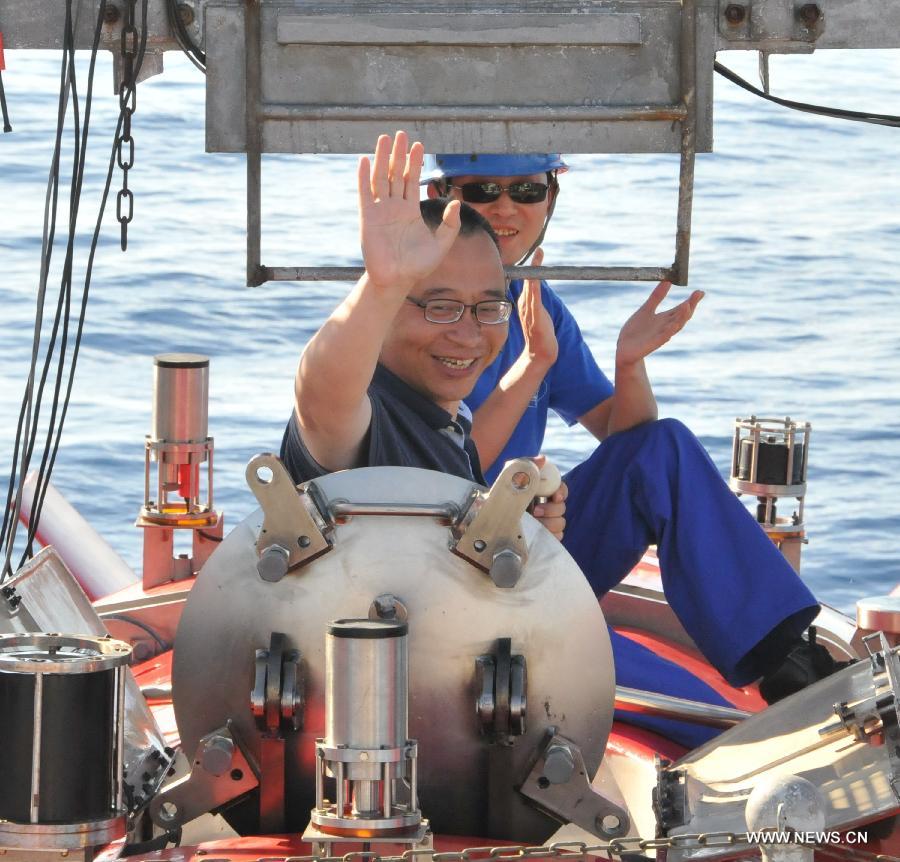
xmin=562 ymin=419 xmax=818 ymax=689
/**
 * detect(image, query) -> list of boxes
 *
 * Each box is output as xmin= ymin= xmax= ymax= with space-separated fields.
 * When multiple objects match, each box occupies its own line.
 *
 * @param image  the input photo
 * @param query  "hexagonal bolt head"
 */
xmin=797 ymin=3 xmax=822 ymax=26
xmin=200 ymin=734 xmax=235 ymax=777
xmin=542 ymin=744 xmax=576 ymax=785
xmin=177 ymin=3 xmax=195 ymax=26
xmin=724 ymin=3 xmax=747 ymax=24
xmin=490 ymin=548 xmax=523 ymax=588
xmin=257 ymin=544 xmax=290 ymax=582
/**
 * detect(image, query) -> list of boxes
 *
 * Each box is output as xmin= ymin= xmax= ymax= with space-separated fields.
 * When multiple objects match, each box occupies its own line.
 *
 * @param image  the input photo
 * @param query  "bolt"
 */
xmin=200 ymin=734 xmax=234 ymax=776
xmin=596 ymin=813 xmax=626 ymax=837
xmin=724 ymin=3 xmax=746 ymax=25
xmin=489 ymin=548 xmax=523 ymax=589
xmin=177 ymin=3 xmax=195 ymax=26
xmin=542 ymin=744 xmax=576 ymax=785
xmin=104 ymin=4 xmax=121 ymax=24
xmin=257 ymin=544 xmax=290 ymax=582
xmin=798 ymin=3 xmax=821 ymax=26
xmin=373 ymin=595 xmax=397 ymax=619
xmin=473 ymin=539 xmax=487 ymax=552
xmin=298 ymin=535 xmax=311 ymax=548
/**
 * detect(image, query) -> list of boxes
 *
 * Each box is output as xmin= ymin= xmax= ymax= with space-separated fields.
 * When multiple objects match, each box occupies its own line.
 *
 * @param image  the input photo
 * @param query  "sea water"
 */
xmin=1 ymin=48 xmax=898 ymax=612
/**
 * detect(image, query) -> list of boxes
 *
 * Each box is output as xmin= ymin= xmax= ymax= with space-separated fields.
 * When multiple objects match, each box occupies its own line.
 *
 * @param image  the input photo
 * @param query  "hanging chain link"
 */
xmin=230 ymin=832 xmax=900 ymax=862
xmin=116 ymin=0 xmax=138 ymax=251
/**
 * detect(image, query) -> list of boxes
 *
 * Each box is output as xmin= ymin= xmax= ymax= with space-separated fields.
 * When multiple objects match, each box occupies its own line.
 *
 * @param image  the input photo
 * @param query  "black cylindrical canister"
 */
xmin=0 ymin=634 xmax=131 ymax=826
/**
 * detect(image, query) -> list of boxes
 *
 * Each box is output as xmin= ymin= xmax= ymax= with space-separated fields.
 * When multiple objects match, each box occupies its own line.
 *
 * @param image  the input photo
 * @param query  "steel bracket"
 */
xmin=149 ymin=721 xmax=259 ymax=829
xmin=451 ymin=459 xmax=539 ymax=588
xmin=718 ymin=0 xmax=824 ymax=47
xmin=246 ymin=453 xmax=334 ymax=581
xmin=520 ymin=729 xmax=630 ymax=838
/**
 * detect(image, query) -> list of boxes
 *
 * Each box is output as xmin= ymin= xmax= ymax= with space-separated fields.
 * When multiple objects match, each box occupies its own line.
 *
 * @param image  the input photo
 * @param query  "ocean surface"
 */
xmin=1 ymin=47 xmax=898 ymax=613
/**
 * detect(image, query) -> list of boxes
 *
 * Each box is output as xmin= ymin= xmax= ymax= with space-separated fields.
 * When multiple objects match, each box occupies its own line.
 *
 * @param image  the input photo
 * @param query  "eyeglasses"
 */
xmin=449 ymin=181 xmax=550 ymax=205
xmin=406 ymin=297 xmax=513 ymax=325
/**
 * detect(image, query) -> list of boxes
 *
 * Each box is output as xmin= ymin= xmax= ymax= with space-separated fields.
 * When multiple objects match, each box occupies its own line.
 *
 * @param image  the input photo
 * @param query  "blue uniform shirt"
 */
xmin=465 ymin=280 xmax=613 ymax=482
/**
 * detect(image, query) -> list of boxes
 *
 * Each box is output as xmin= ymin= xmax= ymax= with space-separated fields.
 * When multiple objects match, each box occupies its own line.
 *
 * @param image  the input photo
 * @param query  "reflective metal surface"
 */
xmin=665 ymin=653 xmax=900 ymax=860
xmin=0 ymin=633 xmax=131 ymax=675
xmin=151 ymin=354 xmax=209 ymax=444
xmin=0 ymin=548 xmax=168 ymax=803
xmin=173 ymin=467 xmax=614 ymax=841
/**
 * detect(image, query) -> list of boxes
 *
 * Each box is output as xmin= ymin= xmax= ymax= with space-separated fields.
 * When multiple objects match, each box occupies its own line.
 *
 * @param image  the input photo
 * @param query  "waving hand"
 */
xmin=359 ymin=132 xmax=461 ymax=293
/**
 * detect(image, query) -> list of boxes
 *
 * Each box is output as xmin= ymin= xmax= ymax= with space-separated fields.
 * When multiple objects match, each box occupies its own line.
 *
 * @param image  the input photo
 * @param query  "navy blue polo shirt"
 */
xmin=281 ymin=364 xmax=485 ymax=485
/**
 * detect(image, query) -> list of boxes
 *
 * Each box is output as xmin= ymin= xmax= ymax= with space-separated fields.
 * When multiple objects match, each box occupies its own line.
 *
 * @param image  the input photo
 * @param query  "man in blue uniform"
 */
xmin=425 ymin=154 xmax=838 ymax=740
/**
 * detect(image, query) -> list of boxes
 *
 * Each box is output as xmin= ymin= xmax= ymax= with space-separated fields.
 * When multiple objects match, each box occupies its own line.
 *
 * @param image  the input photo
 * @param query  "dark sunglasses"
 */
xmin=449 ymin=181 xmax=550 ymax=205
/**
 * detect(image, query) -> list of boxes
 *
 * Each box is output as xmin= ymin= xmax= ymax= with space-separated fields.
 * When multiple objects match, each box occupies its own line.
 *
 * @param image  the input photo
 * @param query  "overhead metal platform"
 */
xmin=3 ymin=0 xmax=899 ymax=285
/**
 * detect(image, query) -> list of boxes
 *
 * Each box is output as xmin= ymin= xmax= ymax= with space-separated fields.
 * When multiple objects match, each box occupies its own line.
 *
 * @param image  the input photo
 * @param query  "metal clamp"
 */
xmin=149 ymin=722 xmax=259 ymax=829
xmin=476 ymin=637 xmax=527 ymax=743
xmin=246 ymin=453 xmax=333 ymax=581
xmin=451 ymin=459 xmax=540 ymax=588
xmin=251 ymin=632 xmax=304 ymax=734
xmin=520 ymin=730 xmax=630 ymax=838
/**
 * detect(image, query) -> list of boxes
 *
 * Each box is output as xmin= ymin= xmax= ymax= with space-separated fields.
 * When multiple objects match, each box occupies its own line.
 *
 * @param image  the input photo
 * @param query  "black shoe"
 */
xmin=759 ymin=626 xmax=847 ymax=705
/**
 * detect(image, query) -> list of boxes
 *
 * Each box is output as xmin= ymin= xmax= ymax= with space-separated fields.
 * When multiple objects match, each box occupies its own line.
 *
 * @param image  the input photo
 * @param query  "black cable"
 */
xmin=0 ymin=69 xmax=11 ymax=132
xmin=23 ymin=1 xmax=106 ymax=562
xmin=21 ymin=13 xmax=85 ymax=560
xmin=715 ymin=60 xmax=900 ymax=128
xmin=1 ymin=0 xmax=150 ymax=579
xmin=24 ymin=0 xmax=151 ymax=562
xmin=0 ymin=2 xmax=75 ymax=580
xmin=165 ymin=0 xmax=206 ymax=70
xmin=198 ymin=530 xmax=223 ymax=542
xmin=103 ymin=613 xmax=169 ymax=651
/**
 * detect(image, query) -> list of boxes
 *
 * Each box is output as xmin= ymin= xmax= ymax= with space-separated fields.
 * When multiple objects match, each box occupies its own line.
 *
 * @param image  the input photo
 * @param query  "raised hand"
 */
xmin=358 ymin=131 xmax=461 ymax=293
xmin=518 ymin=248 xmax=559 ymax=369
xmin=616 ymin=281 xmax=704 ymax=369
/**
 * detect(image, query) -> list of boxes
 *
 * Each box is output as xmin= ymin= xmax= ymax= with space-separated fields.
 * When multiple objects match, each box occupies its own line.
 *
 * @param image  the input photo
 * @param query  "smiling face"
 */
xmin=443 ymin=173 xmax=553 ymax=266
xmin=379 ymin=231 xmax=508 ymax=413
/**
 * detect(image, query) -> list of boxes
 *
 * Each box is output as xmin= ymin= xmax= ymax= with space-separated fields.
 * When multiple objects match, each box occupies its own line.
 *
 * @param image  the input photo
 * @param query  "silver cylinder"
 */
xmin=325 ymin=619 xmax=408 ymax=750
xmin=151 ymin=354 xmax=209 ymax=444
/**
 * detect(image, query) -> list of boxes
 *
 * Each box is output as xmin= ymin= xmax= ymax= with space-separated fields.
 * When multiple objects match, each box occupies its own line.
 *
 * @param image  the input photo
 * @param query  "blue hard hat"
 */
xmin=425 ymin=153 xmax=569 ymax=182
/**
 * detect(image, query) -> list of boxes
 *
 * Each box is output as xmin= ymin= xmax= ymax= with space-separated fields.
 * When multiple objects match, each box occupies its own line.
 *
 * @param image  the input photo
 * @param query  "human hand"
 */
xmin=530 ymin=455 xmax=567 ymax=541
xmin=358 ymin=131 xmax=460 ymax=294
xmin=518 ymin=248 xmax=559 ymax=370
xmin=616 ymin=281 xmax=704 ymax=370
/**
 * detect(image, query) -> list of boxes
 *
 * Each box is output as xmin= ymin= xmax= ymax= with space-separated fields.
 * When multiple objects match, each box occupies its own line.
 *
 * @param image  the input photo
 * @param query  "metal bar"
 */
xmin=671 ymin=0 xmax=698 ymax=286
xmin=245 ymin=0 xmax=264 ymax=287
xmin=30 ymin=672 xmax=43 ymax=822
xmin=335 ymin=760 xmax=344 ymax=814
xmin=615 ymin=685 xmax=750 ymax=728
xmin=261 ymin=104 xmax=687 ymax=123
xmin=382 ymin=761 xmax=392 ymax=817
xmin=207 ymin=443 xmax=215 ymax=510
xmin=276 ymin=12 xmax=644 ymax=48
xmin=315 ymin=748 xmax=324 ymax=809
xmin=750 ymin=423 xmax=760 ymax=484
xmin=115 ymin=665 xmax=126 ymax=814
xmin=263 ymin=265 xmax=674 ymax=283
xmin=329 ymin=501 xmax=460 ymax=520
xmin=730 ymin=423 xmax=741 ymax=480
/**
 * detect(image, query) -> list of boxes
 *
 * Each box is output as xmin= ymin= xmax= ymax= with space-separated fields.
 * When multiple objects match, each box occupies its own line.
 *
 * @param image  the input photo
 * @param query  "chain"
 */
xmin=217 ymin=831 xmax=900 ymax=862
xmin=116 ymin=0 xmax=138 ymax=251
